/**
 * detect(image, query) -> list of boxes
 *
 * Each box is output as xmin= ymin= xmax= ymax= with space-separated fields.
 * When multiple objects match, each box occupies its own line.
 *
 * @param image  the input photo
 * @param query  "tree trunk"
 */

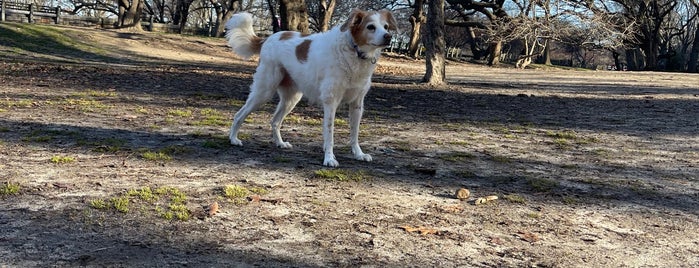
xmin=318 ymin=0 xmax=336 ymax=32
xmin=174 ymin=0 xmax=194 ymax=34
xmin=687 ymin=25 xmax=699 ymax=73
xmin=487 ymin=41 xmax=502 ymax=66
xmin=408 ymin=0 xmax=425 ymax=59
xmin=279 ymin=0 xmax=309 ymax=34
xmin=541 ymin=40 xmax=551 ymax=65
xmin=117 ymin=0 xmax=144 ymax=30
xmin=267 ymin=0 xmax=281 ymax=33
xmin=422 ymin=0 xmax=446 ymax=85
xmin=214 ymin=0 xmax=239 ymax=37
xmin=611 ymin=50 xmax=622 ymax=71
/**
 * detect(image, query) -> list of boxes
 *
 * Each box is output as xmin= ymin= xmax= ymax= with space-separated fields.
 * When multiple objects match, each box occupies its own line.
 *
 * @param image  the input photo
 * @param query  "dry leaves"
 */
xmin=456 ymin=188 xmax=470 ymax=200
xmin=517 ymin=230 xmax=540 ymax=243
xmin=207 ymin=201 xmax=219 ymax=217
xmin=400 ymin=225 xmax=440 ymax=235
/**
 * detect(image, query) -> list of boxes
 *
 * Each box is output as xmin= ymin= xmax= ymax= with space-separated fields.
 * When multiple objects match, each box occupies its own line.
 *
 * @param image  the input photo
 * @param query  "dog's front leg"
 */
xmin=349 ymin=99 xmax=372 ymax=162
xmin=321 ymin=98 xmax=340 ymax=167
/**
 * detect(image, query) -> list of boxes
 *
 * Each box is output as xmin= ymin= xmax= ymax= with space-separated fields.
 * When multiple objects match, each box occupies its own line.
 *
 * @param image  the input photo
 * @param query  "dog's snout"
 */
xmin=382 ymin=33 xmax=393 ymax=46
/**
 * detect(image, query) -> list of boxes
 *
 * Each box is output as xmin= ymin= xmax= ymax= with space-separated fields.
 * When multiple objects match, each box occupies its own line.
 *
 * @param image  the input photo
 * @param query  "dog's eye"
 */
xmin=384 ymin=24 xmax=389 ymax=30
xmin=367 ymin=25 xmax=376 ymax=31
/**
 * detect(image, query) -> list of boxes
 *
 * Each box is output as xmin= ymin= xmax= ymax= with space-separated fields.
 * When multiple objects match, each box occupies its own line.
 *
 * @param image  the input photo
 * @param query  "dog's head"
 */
xmin=341 ymin=9 xmax=398 ymax=48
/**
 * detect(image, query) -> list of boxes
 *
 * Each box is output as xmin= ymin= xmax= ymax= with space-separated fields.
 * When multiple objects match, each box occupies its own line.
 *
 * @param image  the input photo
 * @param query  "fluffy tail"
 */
xmin=225 ymin=13 xmax=264 ymax=60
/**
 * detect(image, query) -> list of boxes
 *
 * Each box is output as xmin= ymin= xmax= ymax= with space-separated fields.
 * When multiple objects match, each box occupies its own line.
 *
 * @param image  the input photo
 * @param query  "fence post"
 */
xmin=2 ymin=0 xmax=6 ymax=22
xmin=54 ymin=6 xmax=60 ymax=24
xmin=28 ymin=3 xmax=33 ymax=23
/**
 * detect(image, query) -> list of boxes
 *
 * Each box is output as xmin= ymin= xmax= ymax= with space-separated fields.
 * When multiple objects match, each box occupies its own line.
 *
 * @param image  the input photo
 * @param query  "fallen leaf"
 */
xmin=456 ymin=188 xmax=470 ymax=200
xmin=207 ymin=201 xmax=219 ymax=217
xmin=400 ymin=225 xmax=440 ymax=235
xmin=247 ymin=195 xmax=261 ymax=203
xmin=485 ymin=195 xmax=499 ymax=201
xmin=439 ymin=205 xmax=464 ymax=213
xmin=518 ymin=231 xmax=540 ymax=243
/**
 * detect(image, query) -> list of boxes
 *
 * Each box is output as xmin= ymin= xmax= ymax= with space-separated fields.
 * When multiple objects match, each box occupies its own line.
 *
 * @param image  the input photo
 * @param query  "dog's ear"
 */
xmin=341 ymin=8 xmax=368 ymax=32
xmin=380 ymin=10 xmax=399 ymax=32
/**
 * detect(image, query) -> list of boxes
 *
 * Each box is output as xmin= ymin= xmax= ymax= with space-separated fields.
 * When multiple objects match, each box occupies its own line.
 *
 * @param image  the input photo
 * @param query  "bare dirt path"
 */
xmin=1 ymin=23 xmax=699 ymax=267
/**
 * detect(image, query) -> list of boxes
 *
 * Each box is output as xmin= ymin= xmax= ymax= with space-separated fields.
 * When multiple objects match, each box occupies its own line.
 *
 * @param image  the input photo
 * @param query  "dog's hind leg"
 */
xmin=229 ymin=78 xmax=276 ymax=146
xmin=348 ymin=98 xmax=372 ymax=162
xmin=271 ymin=87 xmax=302 ymax=149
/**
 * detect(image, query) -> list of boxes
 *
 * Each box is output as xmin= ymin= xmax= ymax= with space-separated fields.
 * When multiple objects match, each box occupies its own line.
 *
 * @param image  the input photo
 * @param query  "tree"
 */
xmin=423 ymin=0 xmax=446 ymax=85
xmin=308 ymin=0 xmax=336 ymax=32
xmin=117 ymin=0 xmax=144 ymax=30
xmin=279 ymin=0 xmax=310 ymax=34
xmin=408 ymin=0 xmax=425 ymax=59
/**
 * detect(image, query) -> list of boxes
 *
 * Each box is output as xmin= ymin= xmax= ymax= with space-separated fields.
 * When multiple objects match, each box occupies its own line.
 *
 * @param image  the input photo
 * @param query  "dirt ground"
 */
xmin=1 ymin=23 xmax=699 ymax=267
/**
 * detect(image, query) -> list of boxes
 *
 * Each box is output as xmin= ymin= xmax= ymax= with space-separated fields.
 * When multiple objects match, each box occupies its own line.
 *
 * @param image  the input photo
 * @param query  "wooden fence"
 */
xmin=1 ymin=0 xmax=60 ymax=23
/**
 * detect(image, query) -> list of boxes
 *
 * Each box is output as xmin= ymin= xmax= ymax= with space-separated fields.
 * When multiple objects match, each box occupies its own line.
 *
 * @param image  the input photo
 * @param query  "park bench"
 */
xmin=1 ymin=0 xmax=61 ymax=24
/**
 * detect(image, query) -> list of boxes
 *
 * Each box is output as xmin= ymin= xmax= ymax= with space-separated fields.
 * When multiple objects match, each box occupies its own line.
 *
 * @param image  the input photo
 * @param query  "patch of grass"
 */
xmin=110 ymin=196 xmax=130 ymax=213
xmin=1 ymin=182 xmax=21 ymax=196
xmin=313 ymin=169 xmax=370 ymax=182
xmin=526 ymin=212 xmax=541 ymax=218
xmin=440 ymin=151 xmax=475 ymax=162
xmin=167 ymin=109 xmax=193 ymax=117
xmin=136 ymin=106 xmax=149 ymax=114
xmin=192 ymin=115 xmax=228 ymax=126
xmin=168 ymin=204 xmax=190 ymax=221
xmin=127 ymin=187 xmax=158 ymax=202
xmin=504 ymin=194 xmax=526 ymax=204
xmin=528 ymin=178 xmax=559 ymax=192
xmin=89 ymin=199 xmax=109 ymax=209
xmin=447 ymin=140 xmax=469 ymax=146
xmin=0 ymin=99 xmax=33 ymax=108
xmin=223 ymin=185 xmax=249 ymax=199
xmin=63 ymin=98 xmax=109 ymax=111
xmin=229 ymin=99 xmax=246 ymax=107
xmin=50 ymin=155 xmax=75 ymax=164
xmin=546 ymin=130 xmax=578 ymax=140
xmin=0 ymin=23 xmax=108 ymax=58
xmin=0 ymin=127 xmax=9 ymax=132
xmin=140 ymin=150 xmax=172 ymax=161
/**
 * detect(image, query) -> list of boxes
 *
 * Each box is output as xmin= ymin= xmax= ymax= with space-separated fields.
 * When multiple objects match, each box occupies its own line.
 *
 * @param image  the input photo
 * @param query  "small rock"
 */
xmin=456 ymin=188 xmax=470 ymax=201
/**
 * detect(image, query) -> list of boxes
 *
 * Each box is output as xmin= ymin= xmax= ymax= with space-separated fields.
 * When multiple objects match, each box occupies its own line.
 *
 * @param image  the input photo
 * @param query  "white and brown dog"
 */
xmin=225 ymin=9 xmax=397 ymax=167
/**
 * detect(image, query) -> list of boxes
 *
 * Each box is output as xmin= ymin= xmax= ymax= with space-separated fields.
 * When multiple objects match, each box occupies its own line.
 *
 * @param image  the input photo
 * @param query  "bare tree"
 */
xmin=279 ymin=0 xmax=310 ymax=34
xmin=688 ymin=0 xmax=699 ymax=72
xmin=117 ymin=0 xmax=145 ymax=29
xmin=408 ymin=0 xmax=425 ymax=58
xmin=307 ymin=0 xmax=336 ymax=32
xmin=423 ymin=0 xmax=446 ymax=85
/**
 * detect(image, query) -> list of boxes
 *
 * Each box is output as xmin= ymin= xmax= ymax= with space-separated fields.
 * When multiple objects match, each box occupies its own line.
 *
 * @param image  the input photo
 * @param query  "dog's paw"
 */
xmin=276 ymin=141 xmax=293 ymax=149
xmin=230 ymin=137 xmax=243 ymax=146
xmin=354 ymin=153 xmax=373 ymax=162
xmin=323 ymin=158 xmax=339 ymax=167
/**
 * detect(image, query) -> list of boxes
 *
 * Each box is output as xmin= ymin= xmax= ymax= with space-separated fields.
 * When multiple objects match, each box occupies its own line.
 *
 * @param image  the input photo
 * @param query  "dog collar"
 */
xmin=350 ymin=40 xmax=377 ymax=64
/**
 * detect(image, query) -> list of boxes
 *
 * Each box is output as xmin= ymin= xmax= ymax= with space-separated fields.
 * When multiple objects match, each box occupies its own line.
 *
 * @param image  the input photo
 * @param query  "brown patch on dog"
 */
xmin=350 ymin=11 xmax=373 ymax=46
xmin=279 ymin=31 xmax=296 ymax=41
xmin=341 ymin=9 xmax=368 ymax=32
xmin=380 ymin=10 xmax=398 ymax=31
xmin=251 ymin=36 xmax=265 ymax=54
xmin=295 ymin=40 xmax=312 ymax=63
xmin=279 ymin=66 xmax=294 ymax=88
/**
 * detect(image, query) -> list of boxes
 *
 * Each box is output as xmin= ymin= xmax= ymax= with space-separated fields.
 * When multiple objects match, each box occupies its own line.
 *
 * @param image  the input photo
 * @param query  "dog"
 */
xmin=225 ymin=9 xmax=397 ymax=167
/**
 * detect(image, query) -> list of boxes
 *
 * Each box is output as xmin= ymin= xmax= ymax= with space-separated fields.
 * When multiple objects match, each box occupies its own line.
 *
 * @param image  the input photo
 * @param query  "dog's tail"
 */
xmin=225 ymin=13 xmax=264 ymax=60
